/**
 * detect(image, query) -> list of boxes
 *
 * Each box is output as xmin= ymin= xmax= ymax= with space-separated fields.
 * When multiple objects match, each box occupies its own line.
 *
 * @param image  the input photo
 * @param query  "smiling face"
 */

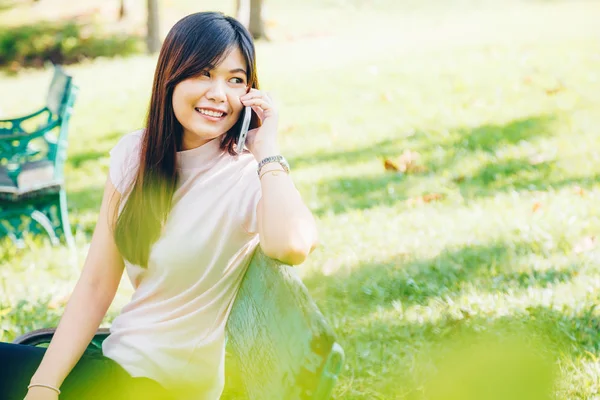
xmin=172 ymin=46 xmax=249 ymax=150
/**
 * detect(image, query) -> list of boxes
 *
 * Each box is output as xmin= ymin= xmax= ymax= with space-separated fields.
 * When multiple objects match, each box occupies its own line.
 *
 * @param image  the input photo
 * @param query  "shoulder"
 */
xmin=110 ymin=129 xmax=144 ymax=155
xmin=109 ymin=129 xmax=144 ymax=194
xmin=109 ymin=129 xmax=144 ymax=163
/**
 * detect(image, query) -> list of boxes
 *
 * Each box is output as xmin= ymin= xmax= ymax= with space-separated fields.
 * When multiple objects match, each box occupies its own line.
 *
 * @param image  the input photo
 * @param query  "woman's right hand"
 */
xmin=23 ymin=387 xmax=60 ymax=400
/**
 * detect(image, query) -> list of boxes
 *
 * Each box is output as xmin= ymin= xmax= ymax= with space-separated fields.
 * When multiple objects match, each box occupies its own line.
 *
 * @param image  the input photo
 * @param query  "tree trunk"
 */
xmin=118 ymin=0 xmax=128 ymax=20
xmin=146 ymin=0 xmax=161 ymax=54
xmin=236 ymin=0 xmax=250 ymax=27
xmin=236 ymin=0 xmax=267 ymax=40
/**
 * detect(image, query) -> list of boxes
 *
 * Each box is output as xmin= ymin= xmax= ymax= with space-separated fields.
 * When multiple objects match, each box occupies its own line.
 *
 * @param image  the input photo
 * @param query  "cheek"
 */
xmin=172 ymin=86 xmax=194 ymax=122
xmin=228 ymin=94 xmax=245 ymax=120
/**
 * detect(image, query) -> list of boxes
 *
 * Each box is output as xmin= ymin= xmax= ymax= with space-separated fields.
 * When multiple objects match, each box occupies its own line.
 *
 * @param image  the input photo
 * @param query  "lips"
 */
xmin=194 ymin=107 xmax=228 ymax=118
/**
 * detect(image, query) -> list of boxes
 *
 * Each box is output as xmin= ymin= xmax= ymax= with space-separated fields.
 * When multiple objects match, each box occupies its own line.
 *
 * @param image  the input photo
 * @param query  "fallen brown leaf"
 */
xmin=422 ymin=193 xmax=445 ymax=203
xmin=545 ymin=81 xmax=566 ymax=95
xmin=406 ymin=193 xmax=445 ymax=206
xmin=383 ymin=150 xmax=425 ymax=174
xmin=545 ymin=88 xmax=564 ymax=95
xmin=383 ymin=158 xmax=400 ymax=171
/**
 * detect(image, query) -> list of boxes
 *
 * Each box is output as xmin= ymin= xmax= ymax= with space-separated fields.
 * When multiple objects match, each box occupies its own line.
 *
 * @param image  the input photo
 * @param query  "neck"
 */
xmin=181 ymin=130 xmax=216 ymax=151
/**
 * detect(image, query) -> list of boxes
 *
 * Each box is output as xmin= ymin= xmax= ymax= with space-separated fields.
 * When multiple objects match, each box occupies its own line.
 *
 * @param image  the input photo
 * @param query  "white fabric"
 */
xmin=102 ymin=130 xmax=262 ymax=399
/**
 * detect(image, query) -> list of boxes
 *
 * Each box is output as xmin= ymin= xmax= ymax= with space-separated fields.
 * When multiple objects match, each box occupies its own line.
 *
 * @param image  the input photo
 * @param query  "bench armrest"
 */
xmin=0 ymin=118 xmax=59 ymax=141
xmin=0 ymin=107 xmax=49 ymax=125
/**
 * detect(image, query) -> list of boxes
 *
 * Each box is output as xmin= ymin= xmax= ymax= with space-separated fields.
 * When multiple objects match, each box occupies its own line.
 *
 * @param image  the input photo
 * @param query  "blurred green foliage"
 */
xmin=0 ymin=21 xmax=142 ymax=69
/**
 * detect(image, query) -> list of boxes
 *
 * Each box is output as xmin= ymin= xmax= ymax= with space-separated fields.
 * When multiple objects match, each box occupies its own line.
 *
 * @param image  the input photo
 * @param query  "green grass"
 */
xmin=1 ymin=0 xmax=600 ymax=398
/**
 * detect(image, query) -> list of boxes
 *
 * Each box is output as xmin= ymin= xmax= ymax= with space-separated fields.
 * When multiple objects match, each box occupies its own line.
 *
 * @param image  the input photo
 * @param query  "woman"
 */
xmin=0 ymin=11 xmax=318 ymax=400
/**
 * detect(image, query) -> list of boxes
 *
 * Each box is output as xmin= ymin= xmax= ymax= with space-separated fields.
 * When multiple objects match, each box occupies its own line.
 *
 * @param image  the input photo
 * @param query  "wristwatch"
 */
xmin=257 ymin=155 xmax=290 ymax=176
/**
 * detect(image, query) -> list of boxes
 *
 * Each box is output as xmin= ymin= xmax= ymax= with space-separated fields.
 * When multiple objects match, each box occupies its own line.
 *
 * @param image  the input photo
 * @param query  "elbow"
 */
xmin=279 ymin=247 xmax=309 ymax=266
xmin=260 ymin=220 xmax=320 ymax=266
xmin=263 ymin=239 xmax=317 ymax=266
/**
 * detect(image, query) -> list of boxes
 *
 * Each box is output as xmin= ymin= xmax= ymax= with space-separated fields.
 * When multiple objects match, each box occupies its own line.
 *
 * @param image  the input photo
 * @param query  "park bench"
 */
xmin=13 ymin=247 xmax=345 ymax=399
xmin=0 ymin=65 xmax=77 ymax=248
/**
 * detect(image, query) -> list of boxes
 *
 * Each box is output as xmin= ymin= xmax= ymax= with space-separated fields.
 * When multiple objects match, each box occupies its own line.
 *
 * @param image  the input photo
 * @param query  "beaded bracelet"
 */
xmin=27 ymin=383 xmax=61 ymax=395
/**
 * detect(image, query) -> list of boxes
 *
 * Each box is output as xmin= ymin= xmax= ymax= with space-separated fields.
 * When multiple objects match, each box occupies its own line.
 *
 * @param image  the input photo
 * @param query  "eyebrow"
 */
xmin=228 ymin=68 xmax=247 ymax=75
xmin=206 ymin=64 xmax=247 ymax=75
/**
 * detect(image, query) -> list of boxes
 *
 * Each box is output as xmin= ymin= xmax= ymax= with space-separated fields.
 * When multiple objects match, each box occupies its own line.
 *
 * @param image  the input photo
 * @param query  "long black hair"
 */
xmin=114 ymin=12 xmax=260 ymax=267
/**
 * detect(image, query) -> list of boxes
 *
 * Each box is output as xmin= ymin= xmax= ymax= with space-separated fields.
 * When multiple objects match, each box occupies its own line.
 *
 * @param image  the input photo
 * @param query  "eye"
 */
xmin=199 ymin=70 xmax=210 ymax=78
xmin=230 ymin=77 xmax=246 ymax=84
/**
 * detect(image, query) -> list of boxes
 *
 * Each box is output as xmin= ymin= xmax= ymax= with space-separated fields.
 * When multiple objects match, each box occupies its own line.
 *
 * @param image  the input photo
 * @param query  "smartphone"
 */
xmin=235 ymin=106 xmax=252 ymax=155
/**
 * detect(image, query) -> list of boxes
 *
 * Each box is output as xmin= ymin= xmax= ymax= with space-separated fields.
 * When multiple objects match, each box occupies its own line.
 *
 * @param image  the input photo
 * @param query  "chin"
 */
xmin=191 ymin=130 xmax=230 ymax=145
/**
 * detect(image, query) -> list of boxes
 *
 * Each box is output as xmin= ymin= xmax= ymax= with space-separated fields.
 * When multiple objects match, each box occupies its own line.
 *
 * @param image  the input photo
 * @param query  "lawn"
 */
xmin=1 ymin=0 xmax=600 ymax=398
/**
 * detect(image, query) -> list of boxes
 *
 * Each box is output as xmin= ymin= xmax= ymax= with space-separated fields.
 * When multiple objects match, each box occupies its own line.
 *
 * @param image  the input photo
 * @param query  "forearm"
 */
xmin=241 ymin=89 xmax=319 ymax=265
xmin=30 ymin=277 xmax=118 ymax=387
xmin=256 ymin=147 xmax=318 ymax=264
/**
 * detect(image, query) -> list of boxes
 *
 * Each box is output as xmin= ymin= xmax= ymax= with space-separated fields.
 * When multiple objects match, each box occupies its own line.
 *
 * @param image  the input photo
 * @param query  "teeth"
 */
xmin=197 ymin=108 xmax=224 ymax=117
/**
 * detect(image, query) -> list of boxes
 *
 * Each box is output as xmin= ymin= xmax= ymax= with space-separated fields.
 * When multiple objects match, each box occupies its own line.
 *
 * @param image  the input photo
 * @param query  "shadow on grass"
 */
xmin=308 ymin=244 xmax=595 ymax=399
xmin=312 ymin=172 xmax=409 ymax=216
xmin=452 ymin=116 xmax=554 ymax=154
xmin=288 ymin=136 xmax=408 ymax=169
xmin=458 ymin=158 xmax=600 ymax=200
xmin=308 ymin=114 xmax=594 ymax=215
xmin=292 ymin=115 xmax=554 ymax=169
xmin=455 ymin=157 xmax=557 ymax=199
xmin=304 ymin=240 xmax=579 ymax=318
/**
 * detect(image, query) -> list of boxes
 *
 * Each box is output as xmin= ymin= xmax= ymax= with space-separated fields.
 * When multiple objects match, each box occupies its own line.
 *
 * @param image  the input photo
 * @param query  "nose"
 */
xmin=206 ymin=79 xmax=227 ymax=103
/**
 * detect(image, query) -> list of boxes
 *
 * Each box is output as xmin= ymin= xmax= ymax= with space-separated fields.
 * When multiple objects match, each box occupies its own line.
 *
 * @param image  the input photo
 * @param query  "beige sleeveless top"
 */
xmin=102 ymin=130 xmax=261 ymax=399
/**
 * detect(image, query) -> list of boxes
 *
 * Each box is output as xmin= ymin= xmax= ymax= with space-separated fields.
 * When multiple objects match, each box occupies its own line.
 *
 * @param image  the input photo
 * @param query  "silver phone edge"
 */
xmin=236 ymin=107 xmax=252 ymax=154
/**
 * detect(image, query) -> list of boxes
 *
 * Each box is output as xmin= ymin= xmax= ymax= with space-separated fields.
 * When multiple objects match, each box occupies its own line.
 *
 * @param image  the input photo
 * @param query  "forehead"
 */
xmin=212 ymin=46 xmax=247 ymax=71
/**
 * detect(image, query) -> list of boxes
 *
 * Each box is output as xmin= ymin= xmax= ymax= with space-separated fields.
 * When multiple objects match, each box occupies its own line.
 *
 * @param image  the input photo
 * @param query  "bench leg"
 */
xmin=56 ymin=189 xmax=75 ymax=250
xmin=30 ymin=209 xmax=60 ymax=245
xmin=0 ymin=191 xmax=75 ymax=251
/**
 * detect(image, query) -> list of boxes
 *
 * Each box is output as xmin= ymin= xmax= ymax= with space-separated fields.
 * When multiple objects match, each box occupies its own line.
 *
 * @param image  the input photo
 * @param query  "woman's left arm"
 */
xmin=255 ymin=145 xmax=319 ymax=266
xmin=241 ymin=89 xmax=319 ymax=266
